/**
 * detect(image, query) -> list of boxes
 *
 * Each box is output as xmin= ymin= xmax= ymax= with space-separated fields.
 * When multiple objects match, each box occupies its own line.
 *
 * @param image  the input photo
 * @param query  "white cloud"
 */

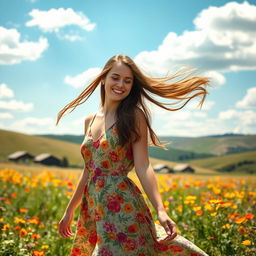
xmin=236 ymin=87 xmax=256 ymax=109
xmin=57 ymin=33 xmax=83 ymax=42
xmin=26 ymin=8 xmax=96 ymax=33
xmin=0 ymin=112 xmax=14 ymax=119
xmin=134 ymin=1 xmax=256 ymax=76
xmin=0 ymin=83 xmax=14 ymax=98
xmin=0 ymin=99 xmax=33 ymax=111
xmin=0 ymin=26 xmax=48 ymax=65
xmin=202 ymin=71 xmax=226 ymax=89
xmin=64 ymin=67 xmax=102 ymax=88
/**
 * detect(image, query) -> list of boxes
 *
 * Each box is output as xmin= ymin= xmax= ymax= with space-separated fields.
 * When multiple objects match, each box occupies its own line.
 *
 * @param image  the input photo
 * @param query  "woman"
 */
xmin=57 ymin=54 xmax=210 ymax=256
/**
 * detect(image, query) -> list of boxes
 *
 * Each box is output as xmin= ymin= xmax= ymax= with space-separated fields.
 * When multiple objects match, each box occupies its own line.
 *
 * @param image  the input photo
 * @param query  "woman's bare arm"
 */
xmin=131 ymin=109 xmax=177 ymax=239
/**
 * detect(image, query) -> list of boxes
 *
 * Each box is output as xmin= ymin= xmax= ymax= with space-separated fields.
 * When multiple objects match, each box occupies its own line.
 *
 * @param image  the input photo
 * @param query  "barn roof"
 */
xmin=173 ymin=164 xmax=190 ymax=171
xmin=8 ymin=151 xmax=28 ymax=159
xmin=34 ymin=153 xmax=52 ymax=161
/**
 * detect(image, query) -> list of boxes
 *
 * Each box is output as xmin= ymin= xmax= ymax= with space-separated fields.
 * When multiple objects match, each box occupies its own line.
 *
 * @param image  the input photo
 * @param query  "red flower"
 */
xmin=93 ymin=140 xmax=100 ymax=149
xmin=136 ymin=212 xmax=146 ymax=223
xmin=115 ymin=194 xmax=124 ymax=204
xmin=109 ymin=151 xmax=119 ymax=162
xmin=170 ymin=244 xmax=184 ymax=253
xmin=71 ymin=247 xmax=81 ymax=255
xmin=154 ymin=242 xmax=169 ymax=251
xmin=107 ymin=200 xmax=121 ymax=213
xmin=88 ymin=230 xmax=97 ymax=245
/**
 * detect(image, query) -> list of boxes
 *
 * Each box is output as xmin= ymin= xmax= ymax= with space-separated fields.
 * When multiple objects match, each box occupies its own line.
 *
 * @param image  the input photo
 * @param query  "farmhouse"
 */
xmin=153 ymin=163 xmax=174 ymax=174
xmin=173 ymin=163 xmax=195 ymax=173
xmin=8 ymin=151 xmax=34 ymax=163
xmin=34 ymin=153 xmax=61 ymax=166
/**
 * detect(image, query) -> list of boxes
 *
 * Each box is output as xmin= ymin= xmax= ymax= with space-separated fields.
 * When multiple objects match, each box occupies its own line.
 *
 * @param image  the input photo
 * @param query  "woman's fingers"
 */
xmin=165 ymin=221 xmax=177 ymax=240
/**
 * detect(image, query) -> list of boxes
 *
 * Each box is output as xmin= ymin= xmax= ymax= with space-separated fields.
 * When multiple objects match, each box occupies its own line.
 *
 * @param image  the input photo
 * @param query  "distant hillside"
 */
xmin=37 ymin=134 xmax=216 ymax=161
xmin=35 ymin=132 xmax=256 ymax=157
xmin=187 ymin=150 xmax=256 ymax=174
xmin=0 ymin=129 xmax=84 ymax=167
xmin=158 ymin=134 xmax=256 ymax=156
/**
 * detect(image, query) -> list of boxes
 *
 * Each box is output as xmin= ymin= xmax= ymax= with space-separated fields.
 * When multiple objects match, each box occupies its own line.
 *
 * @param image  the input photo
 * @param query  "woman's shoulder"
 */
xmin=83 ymin=112 xmax=97 ymax=134
xmin=134 ymin=107 xmax=146 ymax=124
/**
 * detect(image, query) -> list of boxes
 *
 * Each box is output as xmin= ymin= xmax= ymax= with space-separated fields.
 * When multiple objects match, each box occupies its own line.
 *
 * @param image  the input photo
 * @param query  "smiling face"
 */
xmin=102 ymin=62 xmax=134 ymax=102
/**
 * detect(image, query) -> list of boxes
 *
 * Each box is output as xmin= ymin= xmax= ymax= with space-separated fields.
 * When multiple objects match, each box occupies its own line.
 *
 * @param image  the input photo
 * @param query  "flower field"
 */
xmin=0 ymin=167 xmax=255 ymax=256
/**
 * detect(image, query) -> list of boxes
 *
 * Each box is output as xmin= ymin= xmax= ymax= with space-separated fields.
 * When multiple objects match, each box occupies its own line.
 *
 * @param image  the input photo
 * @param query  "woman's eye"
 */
xmin=112 ymin=77 xmax=118 ymax=80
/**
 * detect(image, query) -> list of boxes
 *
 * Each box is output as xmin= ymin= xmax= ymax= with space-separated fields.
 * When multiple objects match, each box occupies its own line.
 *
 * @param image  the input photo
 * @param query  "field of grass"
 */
xmin=188 ymin=151 xmax=256 ymax=171
xmin=0 ymin=162 xmax=255 ymax=256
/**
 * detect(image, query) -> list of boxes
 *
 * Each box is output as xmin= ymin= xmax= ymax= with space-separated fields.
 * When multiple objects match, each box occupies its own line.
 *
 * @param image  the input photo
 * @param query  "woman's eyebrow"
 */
xmin=111 ymin=73 xmax=133 ymax=79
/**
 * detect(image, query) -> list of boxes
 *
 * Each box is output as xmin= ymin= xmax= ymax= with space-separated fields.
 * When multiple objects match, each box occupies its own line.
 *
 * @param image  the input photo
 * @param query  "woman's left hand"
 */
xmin=157 ymin=210 xmax=178 ymax=241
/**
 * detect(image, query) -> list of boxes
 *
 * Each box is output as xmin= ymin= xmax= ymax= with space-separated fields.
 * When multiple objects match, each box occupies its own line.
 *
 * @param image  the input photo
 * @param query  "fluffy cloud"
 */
xmin=0 ymin=112 xmax=14 ymax=119
xmin=64 ymin=67 xmax=102 ymax=88
xmin=26 ymin=8 xmax=96 ymax=33
xmin=236 ymin=87 xmax=256 ymax=109
xmin=218 ymin=109 xmax=256 ymax=134
xmin=0 ymin=26 xmax=48 ymax=65
xmin=0 ymin=99 xmax=33 ymax=112
xmin=135 ymin=1 xmax=256 ymax=77
xmin=0 ymin=83 xmax=14 ymax=98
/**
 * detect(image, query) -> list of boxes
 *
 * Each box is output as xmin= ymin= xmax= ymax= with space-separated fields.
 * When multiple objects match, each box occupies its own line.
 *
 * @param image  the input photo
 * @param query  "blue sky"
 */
xmin=0 ymin=0 xmax=255 ymax=137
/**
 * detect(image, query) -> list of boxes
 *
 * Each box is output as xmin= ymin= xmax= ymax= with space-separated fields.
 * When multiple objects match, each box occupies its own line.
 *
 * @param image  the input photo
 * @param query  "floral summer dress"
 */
xmin=70 ymin=113 xmax=209 ymax=256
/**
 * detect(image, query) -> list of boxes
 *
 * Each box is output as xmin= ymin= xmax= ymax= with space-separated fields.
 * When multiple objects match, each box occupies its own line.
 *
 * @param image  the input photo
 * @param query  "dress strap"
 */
xmin=89 ymin=113 xmax=97 ymax=128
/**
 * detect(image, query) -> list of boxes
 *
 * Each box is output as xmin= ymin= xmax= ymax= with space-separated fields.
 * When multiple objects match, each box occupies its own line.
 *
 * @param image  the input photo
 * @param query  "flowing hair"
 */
xmin=56 ymin=54 xmax=211 ymax=150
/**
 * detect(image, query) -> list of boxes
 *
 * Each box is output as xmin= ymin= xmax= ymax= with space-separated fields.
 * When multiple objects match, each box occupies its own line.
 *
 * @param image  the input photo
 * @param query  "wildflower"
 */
xmin=222 ymin=224 xmax=230 ymax=229
xmin=32 ymin=251 xmax=44 ymax=256
xmin=2 ymin=223 xmax=10 ymax=231
xmin=19 ymin=208 xmax=28 ymax=213
xmin=242 ymin=240 xmax=251 ymax=246
xmin=19 ymin=228 xmax=27 ymax=237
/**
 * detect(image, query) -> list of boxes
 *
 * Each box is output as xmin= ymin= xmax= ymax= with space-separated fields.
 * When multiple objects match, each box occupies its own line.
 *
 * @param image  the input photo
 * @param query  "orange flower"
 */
xmin=127 ymin=223 xmax=139 ymax=233
xmin=108 ymin=232 xmax=116 ymax=240
xmin=2 ymin=223 xmax=10 ymax=231
xmin=78 ymin=227 xmax=86 ymax=236
xmin=84 ymin=149 xmax=91 ymax=160
xmin=196 ymin=210 xmax=203 ymax=216
xmin=101 ymin=160 xmax=110 ymax=169
xmin=118 ymin=181 xmax=128 ymax=191
xmin=31 ymin=233 xmax=41 ymax=240
xmin=124 ymin=203 xmax=134 ymax=213
xmin=19 ymin=208 xmax=28 ymax=213
xmin=100 ymin=140 xmax=109 ymax=150
xmin=88 ymin=196 xmax=94 ymax=207
xmin=245 ymin=214 xmax=254 ymax=220
xmin=242 ymin=240 xmax=251 ymax=246
xmin=235 ymin=216 xmax=247 ymax=224
xmin=14 ymin=225 xmax=21 ymax=230
xmin=32 ymin=251 xmax=44 ymax=256
xmin=19 ymin=228 xmax=27 ymax=237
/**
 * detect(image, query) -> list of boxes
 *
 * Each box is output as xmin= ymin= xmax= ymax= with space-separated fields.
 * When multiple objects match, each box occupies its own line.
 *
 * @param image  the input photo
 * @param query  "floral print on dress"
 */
xmin=70 ymin=114 xmax=209 ymax=256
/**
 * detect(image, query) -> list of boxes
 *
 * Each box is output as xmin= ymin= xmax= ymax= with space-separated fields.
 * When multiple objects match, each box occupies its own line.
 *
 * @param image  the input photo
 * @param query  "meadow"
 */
xmin=0 ymin=165 xmax=255 ymax=256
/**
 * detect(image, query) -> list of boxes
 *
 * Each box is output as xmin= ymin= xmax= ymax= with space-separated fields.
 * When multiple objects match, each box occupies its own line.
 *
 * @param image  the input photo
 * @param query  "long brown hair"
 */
xmin=56 ymin=54 xmax=211 ymax=150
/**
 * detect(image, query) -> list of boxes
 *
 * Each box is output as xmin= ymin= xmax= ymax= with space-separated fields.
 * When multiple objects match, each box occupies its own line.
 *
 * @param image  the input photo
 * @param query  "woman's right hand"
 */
xmin=58 ymin=211 xmax=74 ymax=238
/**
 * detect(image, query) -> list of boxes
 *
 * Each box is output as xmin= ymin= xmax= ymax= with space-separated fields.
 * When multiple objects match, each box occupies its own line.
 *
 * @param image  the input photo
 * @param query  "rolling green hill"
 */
xmin=37 ymin=132 xmax=256 ymax=156
xmin=159 ymin=134 xmax=256 ymax=155
xmin=187 ymin=151 xmax=256 ymax=174
xmin=0 ymin=129 xmax=84 ymax=167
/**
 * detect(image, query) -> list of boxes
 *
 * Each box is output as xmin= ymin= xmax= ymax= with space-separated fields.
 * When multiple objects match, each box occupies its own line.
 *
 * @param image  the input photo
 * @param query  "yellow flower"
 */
xmin=222 ymin=224 xmax=231 ymax=229
xmin=14 ymin=217 xmax=26 ymax=224
xmin=2 ymin=223 xmax=10 ymax=231
xmin=242 ymin=240 xmax=251 ymax=246
xmin=41 ymin=245 xmax=49 ymax=249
